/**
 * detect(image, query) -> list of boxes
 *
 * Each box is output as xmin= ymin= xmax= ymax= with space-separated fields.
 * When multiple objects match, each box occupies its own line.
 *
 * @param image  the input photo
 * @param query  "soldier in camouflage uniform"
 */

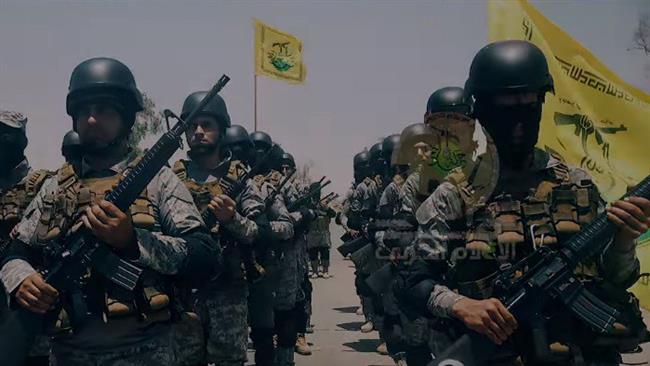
xmin=391 ymin=88 xmax=475 ymax=366
xmin=348 ymin=150 xmax=379 ymax=334
xmin=0 ymin=111 xmax=54 ymax=366
xmin=398 ymin=41 xmax=649 ymax=365
xmin=365 ymin=141 xmax=391 ymax=355
xmin=246 ymin=131 xmax=298 ymax=366
xmin=223 ymin=124 xmax=255 ymax=167
xmin=278 ymin=152 xmax=315 ymax=356
xmin=305 ymin=181 xmax=336 ymax=279
xmin=172 ymin=91 xmax=264 ymax=366
xmin=0 ymin=57 xmax=221 ymax=366
xmin=267 ymin=144 xmax=316 ymax=366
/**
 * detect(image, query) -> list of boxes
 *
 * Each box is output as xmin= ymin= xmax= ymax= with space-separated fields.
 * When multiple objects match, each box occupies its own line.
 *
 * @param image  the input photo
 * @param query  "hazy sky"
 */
xmin=1 ymin=0 xmax=648 ymax=195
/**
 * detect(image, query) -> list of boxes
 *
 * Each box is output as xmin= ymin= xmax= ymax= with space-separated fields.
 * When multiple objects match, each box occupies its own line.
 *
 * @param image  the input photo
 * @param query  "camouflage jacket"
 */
xmin=399 ymin=165 xmax=423 ymax=216
xmin=175 ymin=158 xmax=264 ymax=244
xmin=1 ymin=155 xmax=217 ymax=296
xmin=255 ymin=174 xmax=294 ymax=242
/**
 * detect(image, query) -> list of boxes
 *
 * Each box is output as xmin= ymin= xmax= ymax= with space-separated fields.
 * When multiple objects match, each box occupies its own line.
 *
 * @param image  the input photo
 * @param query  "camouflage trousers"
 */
xmin=50 ymin=328 xmax=175 ymax=366
xmin=402 ymin=315 xmax=430 ymax=347
xmin=195 ymin=284 xmax=249 ymax=365
xmin=172 ymin=311 xmax=205 ymax=366
xmin=274 ymin=246 xmax=298 ymax=311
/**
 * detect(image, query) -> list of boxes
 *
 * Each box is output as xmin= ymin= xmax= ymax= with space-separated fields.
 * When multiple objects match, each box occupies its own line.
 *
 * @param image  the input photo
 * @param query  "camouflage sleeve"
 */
xmin=415 ymin=182 xmax=469 ymax=317
xmin=263 ymin=183 xmax=295 ymax=241
xmin=347 ymin=183 xmax=368 ymax=230
xmin=400 ymin=170 xmax=421 ymax=215
xmin=139 ymin=166 xmax=217 ymax=275
xmin=378 ymin=182 xmax=400 ymax=218
xmin=415 ymin=181 xmax=465 ymax=258
xmin=426 ymin=284 xmax=465 ymax=318
xmin=0 ymin=177 xmax=57 ymax=293
xmin=362 ymin=181 xmax=378 ymax=214
xmin=224 ymin=179 xmax=264 ymax=244
xmin=567 ymin=166 xmax=640 ymax=287
xmin=282 ymin=182 xmax=301 ymax=208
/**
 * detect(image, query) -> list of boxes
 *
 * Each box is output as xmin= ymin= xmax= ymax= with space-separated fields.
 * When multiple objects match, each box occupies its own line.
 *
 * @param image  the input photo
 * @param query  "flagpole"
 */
xmin=254 ymin=74 xmax=258 ymax=131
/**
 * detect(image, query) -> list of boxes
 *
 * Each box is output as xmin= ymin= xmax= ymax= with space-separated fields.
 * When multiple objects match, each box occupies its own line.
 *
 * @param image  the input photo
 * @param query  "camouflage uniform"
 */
xmin=410 ymin=149 xmax=641 ymax=364
xmin=282 ymin=179 xmax=318 ymax=347
xmin=248 ymin=174 xmax=294 ymax=366
xmin=0 ymin=112 xmax=54 ymax=364
xmin=348 ymin=177 xmax=380 ymax=324
xmin=0 ymin=155 xmax=219 ymax=366
xmin=399 ymin=165 xmax=424 ymax=216
xmin=173 ymin=158 xmax=264 ymax=366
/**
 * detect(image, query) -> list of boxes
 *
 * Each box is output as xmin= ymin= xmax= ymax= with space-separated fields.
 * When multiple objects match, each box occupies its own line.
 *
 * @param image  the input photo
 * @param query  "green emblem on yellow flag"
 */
xmin=254 ymin=19 xmax=306 ymax=84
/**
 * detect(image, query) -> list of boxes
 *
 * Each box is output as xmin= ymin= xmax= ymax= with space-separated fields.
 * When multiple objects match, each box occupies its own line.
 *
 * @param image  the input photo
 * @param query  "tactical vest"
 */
xmin=34 ymin=161 xmax=170 ymax=332
xmin=172 ymin=159 xmax=248 ymax=230
xmin=173 ymin=159 xmax=249 ymax=282
xmin=451 ymin=163 xmax=600 ymax=292
xmin=0 ymin=169 xmax=52 ymax=240
xmin=448 ymin=163 xmax=648 ymax=359
xmin=266 ymin=170 xmax=284 ymax=188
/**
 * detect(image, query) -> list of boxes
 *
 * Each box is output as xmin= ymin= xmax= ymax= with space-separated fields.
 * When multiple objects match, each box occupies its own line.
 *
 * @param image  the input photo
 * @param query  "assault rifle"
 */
xmin=431 ymin=175 xmax=650 ymax=366
xmin=199 ymin=146 xmax=278 ymax=284
xmin=287 ymin=178 xmax=331 ymax=212
xmin=0 ymin=76 xmax=230 ymax=366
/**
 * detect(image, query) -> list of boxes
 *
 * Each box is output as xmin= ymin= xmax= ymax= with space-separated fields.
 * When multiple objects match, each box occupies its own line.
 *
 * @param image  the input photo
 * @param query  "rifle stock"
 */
xmin=337 ymin=235 xmax=369 ymax=257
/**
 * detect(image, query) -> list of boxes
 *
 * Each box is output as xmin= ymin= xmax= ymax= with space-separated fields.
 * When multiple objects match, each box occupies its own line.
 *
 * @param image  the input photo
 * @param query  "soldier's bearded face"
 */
xmin=186 ymin=115 xmax=221 ymax=155
xmin=75 ymin=103 xmax=123 ymax=151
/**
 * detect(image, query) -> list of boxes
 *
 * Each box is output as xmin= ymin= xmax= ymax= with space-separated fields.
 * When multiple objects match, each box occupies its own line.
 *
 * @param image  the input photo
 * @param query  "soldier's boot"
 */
xmin=309 ymin=261 xmax=319 ymax=278
xmin=360 ymin=320 xmax=375 ymax=333
xmin=321 ymin=261 xmax=331 ymax=278
xmin=251 ymin=327 xmax=276 ymax=366
xmin=295 ymin=333 xmax=312 ymax=355
xmin=376 ymin=341 xmax=389 ymax=355
xmin=275 ymin=347 xmax=295 ymax=366
xmin=393 ymin=352 xmax=408 ymax=366
xmin=356 ymin=306 xmax=364 ymax=316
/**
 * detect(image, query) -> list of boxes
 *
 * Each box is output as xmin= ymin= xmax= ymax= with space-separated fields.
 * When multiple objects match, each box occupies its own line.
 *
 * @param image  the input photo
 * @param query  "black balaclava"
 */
xmin=475 ymin=97 xmax=542 ymax=169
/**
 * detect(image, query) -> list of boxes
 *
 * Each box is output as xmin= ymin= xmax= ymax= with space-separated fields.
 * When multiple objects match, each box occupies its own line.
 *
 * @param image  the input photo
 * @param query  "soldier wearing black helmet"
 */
xmin=0 ymin=58 xmax=220 ymax=366
xmin=222 ymin=124 xmax=255 ymax=166
xmin=244 ymin=131 xmax=298 ymax=366
xmin=0 ymin=111 xmax=54 ymax=366
xmin=425 ymin=86 xmax=473 ymax=119
xmin=400 ymin=40 xmax=649 ymax=365
xmin=61 ymin=130 xmax=82 ymax=165
xmin=171 ymin=91 xmax=267 ymax=366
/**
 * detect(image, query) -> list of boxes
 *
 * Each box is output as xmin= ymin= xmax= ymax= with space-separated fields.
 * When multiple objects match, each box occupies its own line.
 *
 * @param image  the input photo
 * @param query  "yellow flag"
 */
xmin=254 ymin=19 xmax=306 ymax=84
xmin=488 ymin=0 xmax=650 ymax=308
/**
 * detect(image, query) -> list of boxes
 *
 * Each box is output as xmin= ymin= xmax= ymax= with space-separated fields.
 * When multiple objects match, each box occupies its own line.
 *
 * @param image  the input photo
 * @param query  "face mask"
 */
xmin=476 ymin=101 xmax=542 ymax=169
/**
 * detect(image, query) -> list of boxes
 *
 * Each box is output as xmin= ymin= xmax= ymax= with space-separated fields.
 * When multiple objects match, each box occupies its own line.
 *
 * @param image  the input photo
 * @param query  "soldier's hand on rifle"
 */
xmin=82 ymin=200 xmax=136 ymax=250
xmin=208 ymin=194 xmax=236 ymax=223
xmin=16 ymin=272 xmax=59 ymax=314
xmin=348 ymin=229 xmax=360 ymax=238
xmin=606 ymin=196 xmax=650 ymax=250
xmin=451 ymin=297 xmax=518 ymax=345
